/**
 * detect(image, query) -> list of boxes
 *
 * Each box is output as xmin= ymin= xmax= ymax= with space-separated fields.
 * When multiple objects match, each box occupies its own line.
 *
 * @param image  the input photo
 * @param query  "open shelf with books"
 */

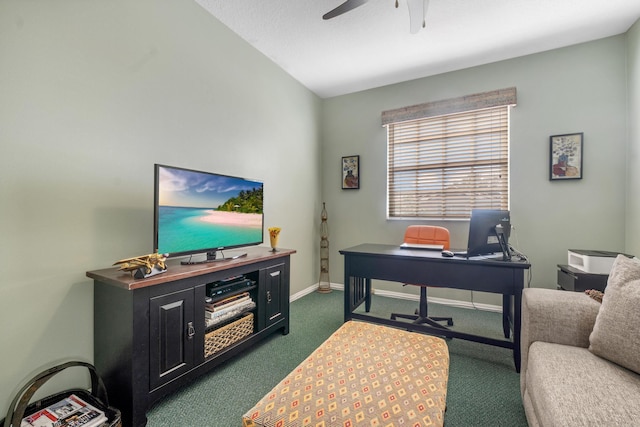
xmin=204 ymin=273 xmax=258 ymax=330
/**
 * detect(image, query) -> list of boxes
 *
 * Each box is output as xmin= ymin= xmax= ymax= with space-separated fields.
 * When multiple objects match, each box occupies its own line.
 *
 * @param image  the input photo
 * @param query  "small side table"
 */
xmin=557 ymin=264 xmax=608 ymax=292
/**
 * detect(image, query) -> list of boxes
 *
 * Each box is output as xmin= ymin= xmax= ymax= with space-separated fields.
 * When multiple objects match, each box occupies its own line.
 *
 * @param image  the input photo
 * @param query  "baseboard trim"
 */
xmin=296 ymin=283 xmax=502 ymax=313
xmin=372 ymin=288 xmax=503 ymax=313
xmin=289 ymin=284 xmax=320 ymax=302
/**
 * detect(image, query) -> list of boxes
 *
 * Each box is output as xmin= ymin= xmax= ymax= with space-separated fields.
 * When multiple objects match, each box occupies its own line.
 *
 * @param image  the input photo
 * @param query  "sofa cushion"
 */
xmin=589 ymin=255 xmax=640 ymax=374
xmin=526 ymin=341 xmax=640 ymax=426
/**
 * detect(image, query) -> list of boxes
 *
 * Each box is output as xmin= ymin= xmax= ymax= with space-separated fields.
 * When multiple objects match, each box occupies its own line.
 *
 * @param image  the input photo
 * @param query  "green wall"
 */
xmin=627 ymin=20 xmax=640 ymax=257
xmin=321 ymin=35 xmax=630 ymax=305
xmin=0 ymin=0 xmax=321 ymax=413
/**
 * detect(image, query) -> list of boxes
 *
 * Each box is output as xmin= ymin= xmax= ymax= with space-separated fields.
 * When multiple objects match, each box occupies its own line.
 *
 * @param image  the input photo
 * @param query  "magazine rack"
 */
xmin=2 ymin=360 xmax=121 ymax=427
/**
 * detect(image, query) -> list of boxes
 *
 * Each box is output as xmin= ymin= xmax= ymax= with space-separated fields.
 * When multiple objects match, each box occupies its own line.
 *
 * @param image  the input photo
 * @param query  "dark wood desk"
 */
xmin=339 ymin=244 xmax=530 ymax=372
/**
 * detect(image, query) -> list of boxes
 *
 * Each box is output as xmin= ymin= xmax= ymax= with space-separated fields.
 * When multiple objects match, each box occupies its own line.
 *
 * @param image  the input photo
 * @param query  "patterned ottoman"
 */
xmin=242 ymin=320 xmax=449 ymax=427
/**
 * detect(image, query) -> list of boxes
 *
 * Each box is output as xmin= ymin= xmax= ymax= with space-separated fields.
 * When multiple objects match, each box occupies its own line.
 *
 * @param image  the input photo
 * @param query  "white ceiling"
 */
xmin=196 ymin=0 xmax=640 ymax=98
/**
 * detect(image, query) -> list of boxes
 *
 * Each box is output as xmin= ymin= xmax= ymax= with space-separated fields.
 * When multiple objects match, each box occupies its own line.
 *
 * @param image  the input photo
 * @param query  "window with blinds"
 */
xmin=385 ymin=95 xmax=514 ymax=220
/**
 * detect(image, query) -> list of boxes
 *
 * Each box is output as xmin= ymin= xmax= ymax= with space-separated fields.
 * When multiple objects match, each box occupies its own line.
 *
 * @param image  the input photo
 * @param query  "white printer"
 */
xmin=568 ymin=249 xmax=632 ymax=274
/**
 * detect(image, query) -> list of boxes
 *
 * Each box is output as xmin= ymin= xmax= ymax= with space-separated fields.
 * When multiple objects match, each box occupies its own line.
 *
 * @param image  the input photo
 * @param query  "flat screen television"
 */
xmin=465 ymin=209 xmax=511 ymax=259
xmin=154 ymin=164 xmax=264 ymax=264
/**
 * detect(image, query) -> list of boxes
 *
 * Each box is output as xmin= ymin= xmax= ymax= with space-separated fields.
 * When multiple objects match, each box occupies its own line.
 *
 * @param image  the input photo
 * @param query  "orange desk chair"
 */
xmin=390 ymin=225 xmax=454 ymax=329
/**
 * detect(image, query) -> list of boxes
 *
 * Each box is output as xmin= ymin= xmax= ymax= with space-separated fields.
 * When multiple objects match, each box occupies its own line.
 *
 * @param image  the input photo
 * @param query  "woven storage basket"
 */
xmin=205 ymin=312 xmax=254 ymax=358
xmin=2 ymin=361 xmax=121 ymax=427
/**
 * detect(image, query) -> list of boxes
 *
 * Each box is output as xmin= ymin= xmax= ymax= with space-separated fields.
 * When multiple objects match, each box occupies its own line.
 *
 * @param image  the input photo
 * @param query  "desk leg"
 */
xmin=343 ymin=257 xmax=369 ymax=321
xmin=343 ymin=280 xmax=351 ymax=322
xmin=344 ymin=257 xmax=352 ymax=322
xmin=343 ymin=275 xmax=369 ymax=322
xmin=502 ymin=294 xmax=511 ymax=339
xmin=514 ymin=289 xmax=522 ymax=373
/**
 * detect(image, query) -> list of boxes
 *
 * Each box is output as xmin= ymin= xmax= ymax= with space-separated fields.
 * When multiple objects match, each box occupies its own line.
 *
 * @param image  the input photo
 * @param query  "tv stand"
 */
xmin=87 ymin=246 xmax=295 ymax=427
xmin=180 ymin=249 xmax=248 ymax=265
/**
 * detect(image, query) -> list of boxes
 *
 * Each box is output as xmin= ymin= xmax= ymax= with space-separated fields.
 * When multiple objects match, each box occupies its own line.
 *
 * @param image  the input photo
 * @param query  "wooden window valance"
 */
xmin=381 ymin=87 xmax=517 ymax=126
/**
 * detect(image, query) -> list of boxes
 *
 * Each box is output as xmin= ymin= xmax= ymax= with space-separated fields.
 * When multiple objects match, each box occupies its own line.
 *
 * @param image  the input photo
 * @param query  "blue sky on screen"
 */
xmin=158 ymin=166 xmax=261 ymax=208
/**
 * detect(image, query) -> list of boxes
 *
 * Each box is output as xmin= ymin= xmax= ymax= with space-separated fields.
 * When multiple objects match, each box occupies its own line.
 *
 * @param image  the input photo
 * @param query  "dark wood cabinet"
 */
xmin=148 ymin=286 xmax=198 ymax=390
xmin=557 ymin=264 xmax=608 ymax=292
xmin=87 ymin=247 xmax=295 ymax=427
xmin=262 ymin=263 xmax=288 ymax=330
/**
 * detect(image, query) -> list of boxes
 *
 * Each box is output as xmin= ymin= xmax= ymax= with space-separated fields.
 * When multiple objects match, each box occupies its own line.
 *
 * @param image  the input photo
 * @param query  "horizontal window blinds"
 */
xmin=386 ymin=103 xmax=513 ymax=219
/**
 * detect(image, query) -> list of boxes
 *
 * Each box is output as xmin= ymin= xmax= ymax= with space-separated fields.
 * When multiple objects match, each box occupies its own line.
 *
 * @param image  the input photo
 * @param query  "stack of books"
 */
xmin=205 ymin=292 xmax=255 ymax=329
xmin=21 ymin=394 xmax=108 ymax=427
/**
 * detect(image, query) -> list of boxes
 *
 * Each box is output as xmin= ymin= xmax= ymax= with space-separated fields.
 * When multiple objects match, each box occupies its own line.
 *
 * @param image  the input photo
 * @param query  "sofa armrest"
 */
xmin=520 ymin=288 xmax=601 ymax=395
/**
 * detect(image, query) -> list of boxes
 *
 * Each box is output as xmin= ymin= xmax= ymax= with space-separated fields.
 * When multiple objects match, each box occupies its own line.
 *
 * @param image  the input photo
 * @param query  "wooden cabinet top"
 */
xmin=87 ymin=247 xmax=296 ymax=290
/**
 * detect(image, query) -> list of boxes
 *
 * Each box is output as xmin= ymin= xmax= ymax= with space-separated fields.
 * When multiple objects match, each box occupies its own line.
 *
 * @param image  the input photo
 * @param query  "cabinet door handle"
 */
xmin=187 ymin=321 xmax=195 ymax=339
xmin=266 ymin=291 xmax=272 ymax=303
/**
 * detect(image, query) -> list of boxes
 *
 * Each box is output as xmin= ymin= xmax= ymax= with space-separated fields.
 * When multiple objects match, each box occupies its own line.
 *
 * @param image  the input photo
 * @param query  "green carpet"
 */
xmin=146 ymin=291 xmax=528 ymax=426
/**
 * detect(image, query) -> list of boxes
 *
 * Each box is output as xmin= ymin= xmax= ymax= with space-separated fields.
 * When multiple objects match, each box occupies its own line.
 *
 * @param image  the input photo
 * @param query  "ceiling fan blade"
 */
xmin=406 ymin=0 xmax=429 ymax=33
xmin=323 ymin=0 xmax=369 ymax=20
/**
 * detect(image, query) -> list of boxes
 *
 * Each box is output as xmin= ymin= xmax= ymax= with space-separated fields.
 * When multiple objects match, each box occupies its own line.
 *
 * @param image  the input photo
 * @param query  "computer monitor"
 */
xmin=466 ymin=209 xmax=511 ymax=259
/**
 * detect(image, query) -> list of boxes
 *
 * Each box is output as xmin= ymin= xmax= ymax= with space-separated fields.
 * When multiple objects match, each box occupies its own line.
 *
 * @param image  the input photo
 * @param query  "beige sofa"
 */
xmin=520 ymin=255 xmax=640 ymax=426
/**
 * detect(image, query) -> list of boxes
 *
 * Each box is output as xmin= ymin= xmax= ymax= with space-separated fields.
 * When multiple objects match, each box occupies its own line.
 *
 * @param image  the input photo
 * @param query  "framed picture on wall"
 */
xmin=342 ymin=155 xmax=359 ymax=189
xmin=550 ymin=133 xmax=583 ymax=180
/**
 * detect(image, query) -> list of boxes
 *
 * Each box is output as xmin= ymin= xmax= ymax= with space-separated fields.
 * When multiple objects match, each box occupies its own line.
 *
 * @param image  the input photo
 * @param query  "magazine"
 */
xmin=21 ymin=394 xmax=107 ymax=427
xmin=205 ymin=301 xmax=256 ymax=328
xmin=204 ymin=292 xmax=250 ymax=311
xmin=204 ymin=299 xmax=255 ymax=321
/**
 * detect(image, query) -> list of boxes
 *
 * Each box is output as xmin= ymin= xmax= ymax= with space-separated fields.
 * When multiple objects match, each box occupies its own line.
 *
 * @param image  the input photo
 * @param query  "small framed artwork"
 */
xmin=550 ymin=133 xmax=583 ymax=180
xmin=342 ymin=155 xmax=360 ymax=189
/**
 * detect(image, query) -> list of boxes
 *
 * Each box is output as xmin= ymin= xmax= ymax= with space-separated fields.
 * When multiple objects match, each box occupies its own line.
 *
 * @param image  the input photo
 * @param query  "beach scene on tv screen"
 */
xmin=157 ymin=166 xmax=263 ymax=254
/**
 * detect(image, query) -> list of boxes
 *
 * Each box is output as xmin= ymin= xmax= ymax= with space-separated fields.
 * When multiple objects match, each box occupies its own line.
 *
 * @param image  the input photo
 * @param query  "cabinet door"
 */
xmin=149 ymin=288 xmax=195 ymax=390
xmin=263 ymin=264 xmax=285 ymax=328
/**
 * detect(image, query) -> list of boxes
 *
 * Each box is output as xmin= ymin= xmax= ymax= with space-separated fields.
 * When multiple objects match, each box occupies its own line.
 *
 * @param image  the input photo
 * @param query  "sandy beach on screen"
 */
xmin=200 ymin=210 xmax=262 ymax=228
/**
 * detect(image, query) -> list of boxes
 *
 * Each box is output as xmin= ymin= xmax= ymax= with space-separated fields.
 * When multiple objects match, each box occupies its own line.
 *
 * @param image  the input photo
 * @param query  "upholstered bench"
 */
xmin=242 ymin=320 xmax=449 ymax=427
